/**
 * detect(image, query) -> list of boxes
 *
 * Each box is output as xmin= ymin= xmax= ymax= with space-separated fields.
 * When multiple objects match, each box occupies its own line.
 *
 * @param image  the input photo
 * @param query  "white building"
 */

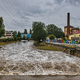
xmin=0 ymin=31 xmax=13 ymax=39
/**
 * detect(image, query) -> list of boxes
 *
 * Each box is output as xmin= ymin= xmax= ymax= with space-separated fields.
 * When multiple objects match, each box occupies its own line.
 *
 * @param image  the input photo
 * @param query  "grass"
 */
xmin=34 ymin=42 xmax=62 ymax=51
xmin=0 ymin=41 xmax=19 ymax=45
xmin=38 ymin=46 xmax=62 ymax=51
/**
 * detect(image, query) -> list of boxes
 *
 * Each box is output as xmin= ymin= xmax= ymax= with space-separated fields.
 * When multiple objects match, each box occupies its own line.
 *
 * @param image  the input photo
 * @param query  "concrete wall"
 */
xmin=46 ymin=43 xmax=80 ymax=58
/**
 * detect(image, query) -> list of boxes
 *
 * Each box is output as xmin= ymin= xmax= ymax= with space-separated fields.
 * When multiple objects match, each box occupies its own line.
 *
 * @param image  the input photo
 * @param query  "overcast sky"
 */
xmin=0 ymin=0 xmax=80 ymax=33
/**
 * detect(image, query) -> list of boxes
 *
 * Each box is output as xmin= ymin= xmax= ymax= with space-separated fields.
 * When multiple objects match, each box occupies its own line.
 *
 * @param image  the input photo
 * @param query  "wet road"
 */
xmin=0 ymin=40 xmax=80 ymax=75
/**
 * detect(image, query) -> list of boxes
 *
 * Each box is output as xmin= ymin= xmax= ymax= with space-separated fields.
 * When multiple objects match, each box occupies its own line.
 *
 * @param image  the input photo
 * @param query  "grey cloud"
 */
xmin=0 ymin=0 xmax=80 ymax=32
xmin=45 ymin=2 xmax=53 ymax=6
xmin=60 ymin=15 xmax=62 ymax=17
xmin=78 ymin=18 xmax=80 ymax=20
xmin=71 ymin=17 xmax=77 ymax=20
xmin=20 ymin=16 xmax=30 ymax=20
xmin=27 ymin=5 xmax=43 ymax=14
xmin=55 ymin=0 xmax=63 ymax=4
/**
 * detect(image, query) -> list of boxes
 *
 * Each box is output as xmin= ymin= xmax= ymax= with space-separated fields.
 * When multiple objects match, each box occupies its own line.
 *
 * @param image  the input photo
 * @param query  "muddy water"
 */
xmin=0 ymin=40 xmax=80 ymax=75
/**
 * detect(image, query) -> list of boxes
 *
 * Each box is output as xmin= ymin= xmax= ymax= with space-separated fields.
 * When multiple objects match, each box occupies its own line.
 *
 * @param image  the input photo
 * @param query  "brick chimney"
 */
xmin=67 ymin=13 xmax=70 ymax=39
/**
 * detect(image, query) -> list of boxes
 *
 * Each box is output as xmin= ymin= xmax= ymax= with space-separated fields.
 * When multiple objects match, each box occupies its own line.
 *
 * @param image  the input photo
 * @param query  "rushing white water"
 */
xmin=0 ymin=40 xmax=80 ymax=75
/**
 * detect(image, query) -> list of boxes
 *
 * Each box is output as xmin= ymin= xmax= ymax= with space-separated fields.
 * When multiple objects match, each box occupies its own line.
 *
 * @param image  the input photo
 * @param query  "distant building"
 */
xmin=21 ymin=34 xmax=32 ymax=38
xmin=69 ymin=31 xmax=80 ymax=43
xmin=5 ymin=31 xmax=13 ymax=38
xmin=0 ymin=31 xmax=13 ymax=39
xmin=64 ymin=13 xmax=79 ymax=39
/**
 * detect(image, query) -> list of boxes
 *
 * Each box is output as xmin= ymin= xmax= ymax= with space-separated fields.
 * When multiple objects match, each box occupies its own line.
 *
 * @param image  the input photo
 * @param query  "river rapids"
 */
xmin=0 ymin=40 xmax=80 ymax=75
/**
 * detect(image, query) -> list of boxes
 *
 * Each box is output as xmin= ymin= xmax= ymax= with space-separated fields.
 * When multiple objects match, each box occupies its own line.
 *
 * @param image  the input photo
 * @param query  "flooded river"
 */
xmin=0 ymin=40 xmax=80 ymax=75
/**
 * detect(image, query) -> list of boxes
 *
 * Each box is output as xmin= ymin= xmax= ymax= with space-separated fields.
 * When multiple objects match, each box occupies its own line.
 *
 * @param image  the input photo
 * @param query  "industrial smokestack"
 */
xmin=67 ymin=13 xmax=70 ymax=38
xmin=67 ymin=13 xmax=70 ymax=27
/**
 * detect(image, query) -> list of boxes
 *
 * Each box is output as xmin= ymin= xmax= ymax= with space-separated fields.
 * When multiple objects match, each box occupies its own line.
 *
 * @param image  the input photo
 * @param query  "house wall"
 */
xmin=69 ymin=33 xmax=80 ymax=40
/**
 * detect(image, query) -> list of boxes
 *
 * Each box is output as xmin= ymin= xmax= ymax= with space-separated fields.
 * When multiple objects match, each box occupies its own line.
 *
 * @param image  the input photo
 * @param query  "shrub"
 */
xmin=49 ymin=34 xmax=55 ymax=40
xmin=23 ymin=35 xmax=25 ymax=40
xmin=14 ymin=36 xmax=18 ymax=41
xmin=18 ymin=37 xmax=21 ymax=41
xmin=2 ymin=38 xmax=7 ymax=42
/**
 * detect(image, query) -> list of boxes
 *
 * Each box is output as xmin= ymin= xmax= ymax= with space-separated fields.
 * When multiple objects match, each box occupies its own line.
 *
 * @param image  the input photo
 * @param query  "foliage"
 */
xmin=23 ymin=35 xmax=26 ymax=40
xmin=18 ymin=37 xmax=21 ymax=41
xmin=46 ymin=24 xmax=65 ymax=38
xmin=32 ymin=22 xmax=47 ymax=43
xmin=24 ymin=29 xmax=27 ymax=34
xmin=0 ymin=17 xmax=5 ymax=37
xmin=14 ymin=36 xmax=18 ymax=41
xmin=49 ymin=34 xmax=55 ymax=40
xmin=30 ymin=29 xmax=32 ymax=34
xmin=2 ymin=38 xmax=7 ymax=42
xmin=13 ymin=31 xmax=17 ymax=37
xmin=17 ymin=31 xmax=21 ymax=37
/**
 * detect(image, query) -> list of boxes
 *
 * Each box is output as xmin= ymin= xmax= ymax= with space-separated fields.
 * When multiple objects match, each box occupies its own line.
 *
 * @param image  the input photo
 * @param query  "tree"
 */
xmin=49 ymin=34 xmax=55 ymax=40
xmin=32 ymin=22 xmax=47 ymax=43
xmin=46 ymin=24 xmax=65 ymax=38
xmin=0 ymin=17 xmax=5 ymax=37
xmin=13 ymin=31 xmax=17 ymax=37
xmin=30 ymin=29 xmax=32 ymax=34
xmin=23 ymin=35 xmax=26 ymax=40
xmin=17 ymin=31 xmax=21 ymax=37
xmin=46 ymin=24 xmax=56 ymax=35
xmin=24 ymin=29 xmax=27 ymax=34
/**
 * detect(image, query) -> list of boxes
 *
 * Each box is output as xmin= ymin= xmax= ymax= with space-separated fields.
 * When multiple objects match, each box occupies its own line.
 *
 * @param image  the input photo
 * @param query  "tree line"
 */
xmin=32 ymin=22 xmax=65 ymax=43
xmin=0 ymin=17 xmax=65 ymax=43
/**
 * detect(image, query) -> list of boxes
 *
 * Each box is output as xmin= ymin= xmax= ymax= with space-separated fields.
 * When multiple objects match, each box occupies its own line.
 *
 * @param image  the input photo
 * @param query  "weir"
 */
xmin=46 ymin=42 xmax=80 ymax=57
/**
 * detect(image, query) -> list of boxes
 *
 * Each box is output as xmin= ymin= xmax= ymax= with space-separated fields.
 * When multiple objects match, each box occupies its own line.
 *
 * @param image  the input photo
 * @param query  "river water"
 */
xmin=0 ymin=40 xmax=80 ymax=75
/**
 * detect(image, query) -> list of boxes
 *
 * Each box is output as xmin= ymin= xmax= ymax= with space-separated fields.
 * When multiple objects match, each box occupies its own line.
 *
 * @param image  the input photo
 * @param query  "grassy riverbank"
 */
xmin=34 ymin=42 xmax=62 ymax=51
xmin=0 ymin=41 xmax=19 ymax=45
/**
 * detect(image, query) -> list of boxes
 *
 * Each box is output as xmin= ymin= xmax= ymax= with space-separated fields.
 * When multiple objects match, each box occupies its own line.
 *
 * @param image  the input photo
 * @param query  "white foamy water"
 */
xmin=0 ymin=40 xmax=80 ymax=75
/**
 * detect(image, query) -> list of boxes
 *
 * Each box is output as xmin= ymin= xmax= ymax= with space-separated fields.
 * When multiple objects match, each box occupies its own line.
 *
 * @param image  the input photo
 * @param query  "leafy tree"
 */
xmin=23 ymin=35 xmax=26 ymax=40
xmin=24 ymin=29 xmax=27 ymax=34
xmin=46 ymin=24 xmax=65 ymax=38
xmin=30 ymin=29 xmax=32 ymax=34
xmin=14 ymin=36 xmax=18 ymax=41
xmin=0 ymin=17 xmax=5 ymax=37
xmin=49 ymin=34 xmax=55 ymax=40
xmin=18 ymin=37 xmax=21 ymax=41
xmin=32 ymin=22 xmax=47 ymax=43
xmin=46 ymin=24 xmax=56 ymax=35
xmin=17 ymin=31 xmax=21 ymax=37
xmin=13 ymin=31 xmax=17 ymax=37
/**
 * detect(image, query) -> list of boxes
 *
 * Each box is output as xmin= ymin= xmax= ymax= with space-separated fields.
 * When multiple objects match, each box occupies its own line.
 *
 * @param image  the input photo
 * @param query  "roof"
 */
xmin=64 ymin=25 xmax=74 ymax=28
xmin=74 ymin=31 xmax=80 ymax=34
xmin=71 ymin=28 xmax=79 ymax=30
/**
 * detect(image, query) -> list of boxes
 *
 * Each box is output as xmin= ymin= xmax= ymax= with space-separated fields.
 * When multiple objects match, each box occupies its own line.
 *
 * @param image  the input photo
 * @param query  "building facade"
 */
xmin=64 ymin=13 xmax=79 ymax=39
xmin=69 ymin=31 xmax=80 ymax=43
xmin=5 ymin=31 xmax=13 ymax=38
xmin=0 ymin=31 xmax=13 ymax=39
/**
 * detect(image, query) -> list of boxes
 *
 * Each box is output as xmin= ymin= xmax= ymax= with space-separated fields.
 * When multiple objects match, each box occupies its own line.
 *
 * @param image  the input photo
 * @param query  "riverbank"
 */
xmin=0 ymin=41 xmax=19 ymax=46
xmin=34 ymin=42 xmax=62 ymax=51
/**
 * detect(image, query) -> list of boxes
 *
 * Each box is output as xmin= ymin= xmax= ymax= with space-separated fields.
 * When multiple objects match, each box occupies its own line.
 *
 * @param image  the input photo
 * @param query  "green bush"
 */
xmin=2 ymin=38 xmax=7 ymax=42
xmin=18 ymin=37 xmax=21 ymax=41
xmin=49 ymin=34 xmax=55 ymax=40
xmin=23 ymin=35 xmax=25 ymax=40
xmin=14 ymin=36 xmax=18 ymax=41
xmin=7 ymin=38 xmax=14 ymax=41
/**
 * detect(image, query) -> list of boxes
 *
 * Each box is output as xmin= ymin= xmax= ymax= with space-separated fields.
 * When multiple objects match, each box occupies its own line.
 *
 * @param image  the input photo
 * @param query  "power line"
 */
xmin=0 ymin=6 xmax=14 ymax=21
xmin=3 ymin=0 xmax=26 ymax=27
xmin=1 ymin=0 xmax=24 ymax=27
